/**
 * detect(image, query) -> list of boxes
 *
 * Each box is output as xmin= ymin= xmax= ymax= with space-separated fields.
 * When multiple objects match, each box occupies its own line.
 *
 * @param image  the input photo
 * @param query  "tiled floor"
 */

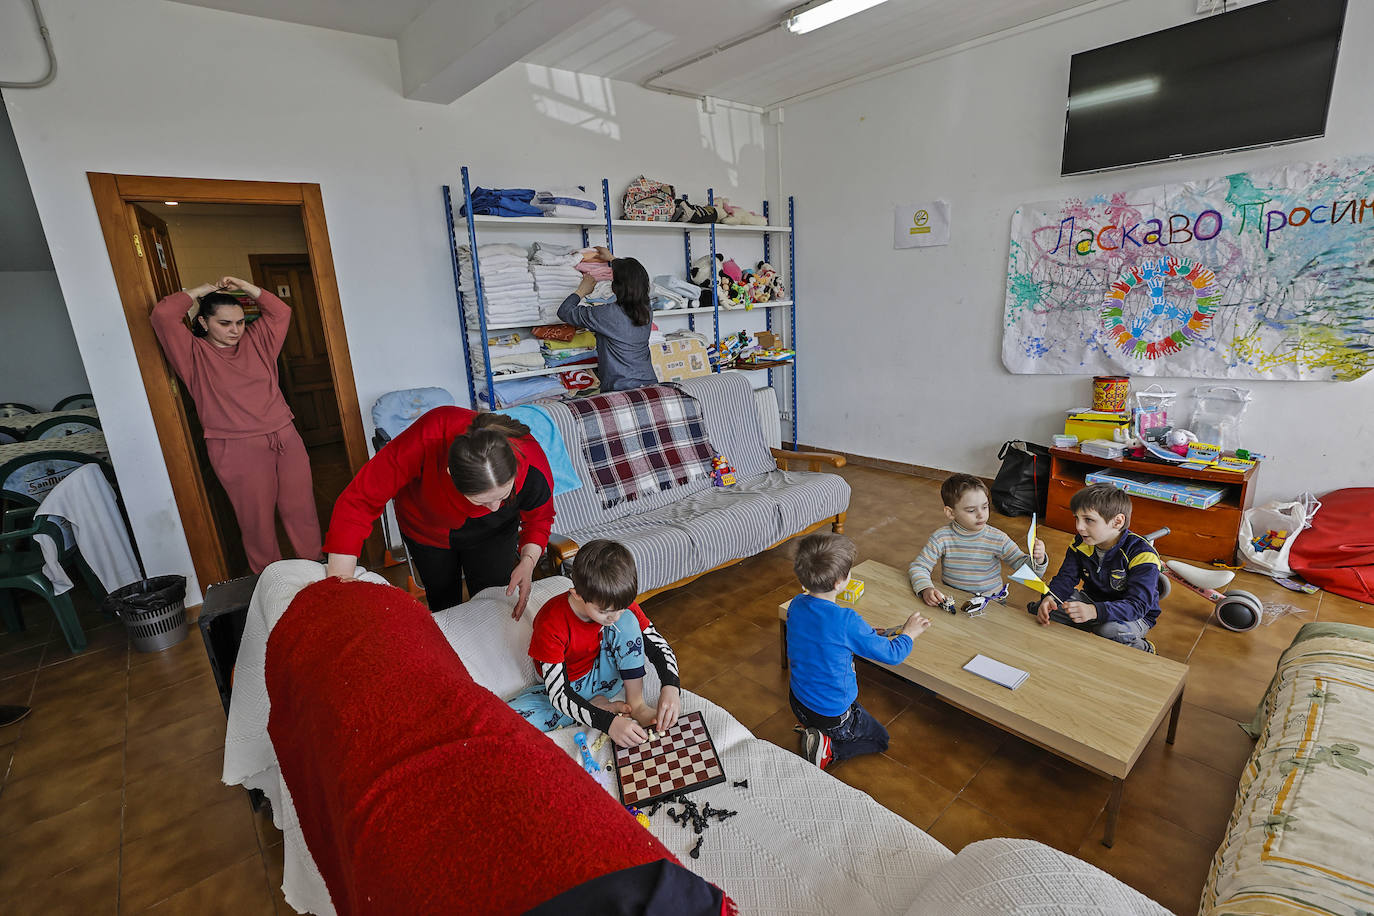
xmin=0 ymin=464 xmax=1365 ymax=914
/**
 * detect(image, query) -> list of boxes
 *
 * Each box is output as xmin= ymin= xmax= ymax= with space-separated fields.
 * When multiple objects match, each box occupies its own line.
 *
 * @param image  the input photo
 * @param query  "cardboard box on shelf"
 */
xmin=651 ymin=338 xmax=712 ymax=382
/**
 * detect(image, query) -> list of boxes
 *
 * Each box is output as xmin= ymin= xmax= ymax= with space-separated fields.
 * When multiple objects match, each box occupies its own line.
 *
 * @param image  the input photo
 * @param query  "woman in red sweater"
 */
xmin=323 ymin=409 xmax=554 ymax=618
xmin=151 ymin=276 xmax=322 ymax=573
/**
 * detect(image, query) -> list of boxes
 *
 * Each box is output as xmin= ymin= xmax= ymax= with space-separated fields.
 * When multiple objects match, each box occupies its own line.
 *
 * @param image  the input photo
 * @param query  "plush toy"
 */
xmin=711 ymin=455 xmax=737 ymax=487
xmin=689 ymin=253 xmax=735 ymax=307
xmin=754 ymin=261 xmax=785 ymax=301
xmin=717 ymin=198 xmax=768 ymax=226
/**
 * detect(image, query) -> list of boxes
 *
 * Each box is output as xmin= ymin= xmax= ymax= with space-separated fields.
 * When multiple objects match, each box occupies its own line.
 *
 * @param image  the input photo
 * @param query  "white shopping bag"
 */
xmin=1237 ymin=493 xmax=1320 ymax=577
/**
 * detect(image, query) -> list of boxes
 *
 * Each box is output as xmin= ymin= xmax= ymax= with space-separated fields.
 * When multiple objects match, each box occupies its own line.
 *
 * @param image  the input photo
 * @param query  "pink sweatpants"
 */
xmin=207 ymin=425 xmax=323 ymax=573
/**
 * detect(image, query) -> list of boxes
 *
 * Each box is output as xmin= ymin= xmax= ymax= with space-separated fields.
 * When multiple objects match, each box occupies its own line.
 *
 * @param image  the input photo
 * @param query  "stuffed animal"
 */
xmin=689 ymin=253 xmax=734 ymax=307
xmin=754 ymin=261 xmax=785 ymax=301
xmin=717 ymin=198 xmax=768 ymax=226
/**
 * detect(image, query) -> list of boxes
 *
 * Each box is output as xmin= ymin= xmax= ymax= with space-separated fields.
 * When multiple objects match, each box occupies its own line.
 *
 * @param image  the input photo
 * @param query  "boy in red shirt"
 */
xmin=510 ymin=539 xmax=680 ymax=748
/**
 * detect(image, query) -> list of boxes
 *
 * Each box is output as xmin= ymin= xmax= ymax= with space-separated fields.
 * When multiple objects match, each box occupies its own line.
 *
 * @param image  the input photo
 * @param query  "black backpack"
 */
xmin=991 ymin=440 xmax=1050 ymax=517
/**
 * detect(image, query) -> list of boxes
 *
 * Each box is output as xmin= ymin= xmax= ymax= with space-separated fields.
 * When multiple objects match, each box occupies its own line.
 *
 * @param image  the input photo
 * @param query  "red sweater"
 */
xmin=150 ymin=290 xmax=295 ymax=438
xmin=324 ymin=406 xmax=555 ymax=557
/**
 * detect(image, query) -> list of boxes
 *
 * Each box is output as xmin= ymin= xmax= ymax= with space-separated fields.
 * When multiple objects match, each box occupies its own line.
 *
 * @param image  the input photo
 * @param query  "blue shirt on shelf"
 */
xmin=785 ymin=592 xmax=914 ymax=718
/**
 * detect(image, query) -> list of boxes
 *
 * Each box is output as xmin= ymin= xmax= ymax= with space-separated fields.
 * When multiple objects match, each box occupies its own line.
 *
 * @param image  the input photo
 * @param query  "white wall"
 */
xmin=161 ymin=211 xmax=308 ymax=289
xmin=784 ymin=0 xmax=1374 ymax=504
xmin=0 ymin=270 xmax=91 ymax=410
xmin=2 ymin=0 xmax=769 ymax=602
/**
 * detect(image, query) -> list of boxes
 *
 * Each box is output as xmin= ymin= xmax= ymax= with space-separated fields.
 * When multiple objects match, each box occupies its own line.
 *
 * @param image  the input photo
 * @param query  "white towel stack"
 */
xmin=529 ymin=242 xmax=587 ymax=322
xmin=468 ymin=331 xmax=545 ymax=376
xmin=457 ymin=243 xmax=540 ymax=327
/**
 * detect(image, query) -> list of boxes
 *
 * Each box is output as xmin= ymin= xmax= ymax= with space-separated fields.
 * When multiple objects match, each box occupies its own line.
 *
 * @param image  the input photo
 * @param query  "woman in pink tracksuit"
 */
xmin=151 ymin=276 xmax=322 ymax=573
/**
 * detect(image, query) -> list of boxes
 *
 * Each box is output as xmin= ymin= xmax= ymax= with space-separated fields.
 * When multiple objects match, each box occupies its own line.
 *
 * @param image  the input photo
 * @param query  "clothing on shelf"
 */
xmin=468 ymin=331 xmax=545 ymax=375
xmin=541 ymin=330 xmax=597 ymax=351
xmin=531 ymin=262 xmax=584 ymax=322
xmin=529 ymin=242 xmax=588 ymax=266
xmin=532 ymin=324 xmax=579 ymax=342
xmin=653 ymin=275 xmax=701 ymax=300
xmin=478 ymin=374 xmax=566 ymax=409
xmin=457 ymin=245 xmax=540 ymax=327
xmin=574 ymin=260 xmax=613 ymax=282
xmin=458 ymin=187 xmax=542 ymax=218
xmin=583 ymin=281 xmax=615 ymax=304
xmin=534 ymin=186 xmax=601 ymax=220
xmin=542 ymin=346 xmax=597 ymax=369
xmin=650 ymin=282 xmax=693 ymax=311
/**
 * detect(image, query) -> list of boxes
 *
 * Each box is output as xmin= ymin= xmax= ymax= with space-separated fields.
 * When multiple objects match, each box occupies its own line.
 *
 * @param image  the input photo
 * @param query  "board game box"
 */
xmin=1086 ymin=468 xmax=1225 ymax=510
xmin=614 ymin=710 xmax=726 ymax=806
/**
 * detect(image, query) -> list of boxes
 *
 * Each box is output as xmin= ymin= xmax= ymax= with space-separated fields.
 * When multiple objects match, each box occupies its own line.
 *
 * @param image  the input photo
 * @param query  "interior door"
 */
xmin=250 ymin=255 xmax=343 ymax=447
xmin=133 ymin=205 xmax=249 ymax=576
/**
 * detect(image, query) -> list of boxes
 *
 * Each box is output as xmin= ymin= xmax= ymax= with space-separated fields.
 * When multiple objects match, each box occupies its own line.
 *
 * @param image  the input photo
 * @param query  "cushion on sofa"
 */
xmin=264 ymin=578 xmax=698 ymax=916
xmin=903 ymin=838 xmax=1169 ymax=915
xmin=1200 ymin=622 xmax=1374 ymax=916
xmin=1288 ymin=487 xmax=1374 ymax=603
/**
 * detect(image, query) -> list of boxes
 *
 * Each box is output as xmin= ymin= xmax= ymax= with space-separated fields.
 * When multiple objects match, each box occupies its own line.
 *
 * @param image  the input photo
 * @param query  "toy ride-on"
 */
xmin=1142 ymin=528 xmax=1263 ymax=632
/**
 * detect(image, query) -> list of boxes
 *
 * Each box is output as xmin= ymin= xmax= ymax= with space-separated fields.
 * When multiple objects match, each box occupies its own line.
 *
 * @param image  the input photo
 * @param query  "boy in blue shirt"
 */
xmin=1035 ymin=483 xmax=1162 ymax=654
xmin=786 ymin=533 xmax=931 ymax=770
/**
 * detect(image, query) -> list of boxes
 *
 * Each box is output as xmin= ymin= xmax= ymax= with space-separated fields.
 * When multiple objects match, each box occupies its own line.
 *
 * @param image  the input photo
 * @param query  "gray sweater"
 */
xmin=557 ymin=293 xmax=658 ymax=393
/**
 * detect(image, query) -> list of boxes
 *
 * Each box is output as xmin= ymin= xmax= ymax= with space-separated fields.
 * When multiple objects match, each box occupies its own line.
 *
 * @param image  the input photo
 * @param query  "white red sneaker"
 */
xmin=802 ymin=727 xmax=834 ymax=770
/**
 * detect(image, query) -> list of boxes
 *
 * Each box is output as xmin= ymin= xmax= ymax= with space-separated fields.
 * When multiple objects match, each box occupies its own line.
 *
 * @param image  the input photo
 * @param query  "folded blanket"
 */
xmin=530 ymin=242 xmax=589 ymax=266
xmin=654 ymin=275 xmax=702 ymax=299
xmin=533 ymin=324 xmax=579 ymax=342
xmin=458 ymin=187 xmax=542 ymax=218
xmin=480 ymin=375 xmax=566 ymax=408
xmin=541 ymin=331 xmax=597 ymax=350
xmin=496 ymin=405 xmax=582 ymax=496
xmin=564 ymin=385 xmax=715 ymax=509
xmin=575 ymin=261 xmax=613 ymax=282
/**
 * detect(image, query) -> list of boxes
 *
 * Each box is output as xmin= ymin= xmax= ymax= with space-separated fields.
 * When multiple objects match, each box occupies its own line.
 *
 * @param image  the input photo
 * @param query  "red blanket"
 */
xmin=265 ymin=579 xmax=696 ymax=915
xmin=1289 ymin=487 xmax=1374 ymax=603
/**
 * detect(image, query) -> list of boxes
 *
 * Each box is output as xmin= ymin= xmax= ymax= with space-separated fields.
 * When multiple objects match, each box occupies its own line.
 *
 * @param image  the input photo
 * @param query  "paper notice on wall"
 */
xmin=894 ymin=200 xmax=951 ymax=248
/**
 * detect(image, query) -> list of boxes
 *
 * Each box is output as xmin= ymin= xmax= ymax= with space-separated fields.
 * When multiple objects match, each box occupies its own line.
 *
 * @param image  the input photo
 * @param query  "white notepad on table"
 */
xmin=963 ymin=654 xmax=1029 ymax=690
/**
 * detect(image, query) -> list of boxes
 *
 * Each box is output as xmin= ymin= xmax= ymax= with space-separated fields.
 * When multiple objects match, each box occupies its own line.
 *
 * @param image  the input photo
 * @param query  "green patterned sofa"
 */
xmin=1200 ymin=622 xmax=1374 ymax=916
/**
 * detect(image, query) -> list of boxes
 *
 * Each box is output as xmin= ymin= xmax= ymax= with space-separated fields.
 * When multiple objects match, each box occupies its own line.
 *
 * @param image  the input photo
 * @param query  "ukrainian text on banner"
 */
xmin=1002 ymin=156 xmax=1374 ymax=380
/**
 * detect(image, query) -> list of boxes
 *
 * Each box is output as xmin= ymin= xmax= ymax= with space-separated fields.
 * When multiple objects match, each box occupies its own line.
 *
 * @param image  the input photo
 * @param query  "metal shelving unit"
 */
xmin=442 ymin=168 xmax=798 ymax=446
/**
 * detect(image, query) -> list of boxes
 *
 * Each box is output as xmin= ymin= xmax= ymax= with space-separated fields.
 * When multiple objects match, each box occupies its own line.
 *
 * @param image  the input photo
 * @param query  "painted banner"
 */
xmin=1003 ymin=156 xmax=1374 ymax=380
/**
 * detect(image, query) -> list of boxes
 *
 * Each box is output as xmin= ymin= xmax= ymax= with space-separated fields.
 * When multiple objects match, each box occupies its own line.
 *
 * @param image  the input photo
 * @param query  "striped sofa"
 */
xmin=1200 ymin=622 xmax=1374 ymax=916
xmin=541 ymin=372 xmax=850 ymax=600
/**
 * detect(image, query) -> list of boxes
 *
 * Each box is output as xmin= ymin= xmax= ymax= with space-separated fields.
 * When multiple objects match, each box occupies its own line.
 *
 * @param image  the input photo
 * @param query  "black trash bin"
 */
xmin=108 ymin=575 xmax=189 ymax=652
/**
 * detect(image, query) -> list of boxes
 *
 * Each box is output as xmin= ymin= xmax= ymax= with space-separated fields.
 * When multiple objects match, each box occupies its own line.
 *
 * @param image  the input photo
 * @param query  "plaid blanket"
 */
xmin=565 ymin=385 xmax=715 ymax=509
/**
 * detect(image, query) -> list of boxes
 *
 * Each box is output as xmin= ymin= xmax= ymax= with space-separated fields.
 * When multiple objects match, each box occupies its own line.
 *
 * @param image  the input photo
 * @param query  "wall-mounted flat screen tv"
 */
xmin=1062 ymin=0 xmax=1347 ymax=176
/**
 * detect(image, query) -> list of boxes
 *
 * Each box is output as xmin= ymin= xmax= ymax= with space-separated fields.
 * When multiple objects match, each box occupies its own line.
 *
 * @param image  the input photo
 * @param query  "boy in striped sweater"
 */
xmin=509 ymin=539 xmax=680 ymax=749
xmin=909 ymin=474 xmax=1048 ymax=608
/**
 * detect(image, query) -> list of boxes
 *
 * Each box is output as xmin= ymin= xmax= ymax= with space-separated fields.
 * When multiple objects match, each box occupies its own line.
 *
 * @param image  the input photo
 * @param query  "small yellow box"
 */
xmin=1064 ymin=410 xmax=1130 ymax=443
xmin=839 ymin=577 xmax=865 ymax=604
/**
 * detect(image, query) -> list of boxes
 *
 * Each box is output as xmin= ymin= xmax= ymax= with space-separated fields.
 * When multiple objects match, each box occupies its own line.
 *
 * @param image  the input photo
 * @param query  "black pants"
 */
xmin=402 ymin=510 xmax=519 ymax=613
xmin=789 ymin=692 xmax=890 ymax=763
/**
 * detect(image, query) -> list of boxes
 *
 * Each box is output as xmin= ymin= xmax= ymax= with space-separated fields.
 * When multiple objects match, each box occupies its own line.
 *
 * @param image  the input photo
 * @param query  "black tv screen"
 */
xmin=1062 ymin=0 xmax=1347 ymax=175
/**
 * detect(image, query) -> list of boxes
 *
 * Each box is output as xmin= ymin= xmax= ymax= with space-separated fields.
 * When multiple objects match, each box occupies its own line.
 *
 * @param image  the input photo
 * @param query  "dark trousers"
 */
xmin=402 ymin=511 xmax=519 ymax=613
xmin=789 ymin=693 xmax=889 ymax=763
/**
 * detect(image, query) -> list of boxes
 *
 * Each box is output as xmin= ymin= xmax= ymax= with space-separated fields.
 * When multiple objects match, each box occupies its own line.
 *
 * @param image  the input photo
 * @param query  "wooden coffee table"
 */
xmin=778 ymin=559 xmax=1188 ymax=847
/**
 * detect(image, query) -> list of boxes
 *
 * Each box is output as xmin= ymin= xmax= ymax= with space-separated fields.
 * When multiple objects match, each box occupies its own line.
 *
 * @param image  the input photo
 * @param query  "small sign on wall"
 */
xmin=276 ymin=285 xmax=292 ymax=298
xmin=894 ymin=200 xmax=951 ymax=248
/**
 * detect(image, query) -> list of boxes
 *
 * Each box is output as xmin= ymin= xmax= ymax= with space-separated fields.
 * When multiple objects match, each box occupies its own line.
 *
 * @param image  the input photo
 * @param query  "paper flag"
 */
xmin=1010 ymin=562 xmax=1049 ymax=594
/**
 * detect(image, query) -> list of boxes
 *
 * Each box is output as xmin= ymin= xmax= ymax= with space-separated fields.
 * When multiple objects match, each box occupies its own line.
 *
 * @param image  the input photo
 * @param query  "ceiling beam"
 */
xmin=399 ymin=0 xmax=610 ymax=104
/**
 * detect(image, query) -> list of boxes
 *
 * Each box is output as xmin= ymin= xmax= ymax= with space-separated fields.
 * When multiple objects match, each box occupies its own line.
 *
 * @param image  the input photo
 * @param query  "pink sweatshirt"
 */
xmin=150 ymin=290 xmax=295 ymax=438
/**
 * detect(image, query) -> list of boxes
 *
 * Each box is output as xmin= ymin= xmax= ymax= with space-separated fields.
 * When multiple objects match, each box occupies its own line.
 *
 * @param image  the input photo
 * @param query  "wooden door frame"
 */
xmin=88 ymin=173 xmax=372 ymax=588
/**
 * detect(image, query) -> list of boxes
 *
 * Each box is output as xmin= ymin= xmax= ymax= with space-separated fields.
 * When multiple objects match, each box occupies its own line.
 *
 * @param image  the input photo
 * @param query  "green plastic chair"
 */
xmin=0 ymin=508 xmax=89 ymax=653
xmin=52 ymin=394 xmax=96 ymax=410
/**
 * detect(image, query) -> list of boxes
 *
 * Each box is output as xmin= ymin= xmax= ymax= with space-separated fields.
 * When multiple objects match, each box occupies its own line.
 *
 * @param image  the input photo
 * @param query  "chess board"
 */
xmin=614 ymin=711 xmax=725 ymax=806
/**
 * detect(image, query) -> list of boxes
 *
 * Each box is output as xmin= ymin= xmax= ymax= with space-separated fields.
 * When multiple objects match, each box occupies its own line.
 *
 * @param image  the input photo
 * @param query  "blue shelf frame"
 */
xmin=442 ymin=169 xmax=796 ymax=447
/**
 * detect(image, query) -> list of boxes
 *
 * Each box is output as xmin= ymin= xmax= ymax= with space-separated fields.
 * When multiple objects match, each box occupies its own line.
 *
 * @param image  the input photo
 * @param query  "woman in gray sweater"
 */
xmin=557 ymin=247 xmax=657 ymax=392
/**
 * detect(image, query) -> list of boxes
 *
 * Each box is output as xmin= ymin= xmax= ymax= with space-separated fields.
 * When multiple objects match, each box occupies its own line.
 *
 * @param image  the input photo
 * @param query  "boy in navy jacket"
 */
xmin=1036 ymin=483 xmax=1162 ymax=653
xmin=786 ymin=533 xmax=930 ymax=770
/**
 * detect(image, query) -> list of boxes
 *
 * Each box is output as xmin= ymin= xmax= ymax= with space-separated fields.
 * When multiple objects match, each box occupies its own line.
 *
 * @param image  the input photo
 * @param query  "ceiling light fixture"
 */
xmin=784 ymin=0 xmax=892 ymax=35
xmin=164 ymin=201 xmax=179 ymax=206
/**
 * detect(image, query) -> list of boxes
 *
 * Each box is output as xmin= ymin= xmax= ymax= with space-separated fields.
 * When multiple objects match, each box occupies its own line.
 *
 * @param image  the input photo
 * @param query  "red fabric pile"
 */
xmin=265 ymin=578 xmax=688 ymax=915
xmin=1288 ymin=487 xmax=1374 ymax=603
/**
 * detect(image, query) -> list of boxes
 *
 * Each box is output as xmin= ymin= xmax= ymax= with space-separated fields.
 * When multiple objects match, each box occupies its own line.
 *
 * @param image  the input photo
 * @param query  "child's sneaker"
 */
xmin=802 ymin=727 xmax=834 ymax=770
xmin=1142 ymin=638 xmax=1157 ymax=654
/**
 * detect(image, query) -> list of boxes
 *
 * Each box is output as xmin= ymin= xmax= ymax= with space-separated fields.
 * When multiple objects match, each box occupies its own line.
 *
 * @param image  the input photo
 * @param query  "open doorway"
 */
xmin=89 ymin=174 xmax=374 ymax=588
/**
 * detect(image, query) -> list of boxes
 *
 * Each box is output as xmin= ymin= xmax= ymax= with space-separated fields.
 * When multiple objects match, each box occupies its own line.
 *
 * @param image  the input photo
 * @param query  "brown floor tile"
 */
xmin=126 ymin=707 xmax=227 ymax=783
xmin=8 ymin=849 xmax=119 ymax=916
xmin=925 ymin=797 xmax=1032 ymax=852
xmin=1183 ymin=630 xmax=1278 ymax=721
xmin=0 ymin=610 xmax=55 ymax=657
xmin=264 ymin=844 xmax=291 ymax=914
xmin=128 ymin=636 xmax=213 ymax=700
xmin=1122 ymin=739 xmax=1240 ymax=845
xmin=1316 ymin=592 xmax=1372 ymax=625
xmin=0 ymin=643 xmax=46 ymax=679
xmin=854 ymin=674 xmax=913 ymax=727
xmin=694 ymin=668 xmax=788 ymax=733
xmin=0 ymin=787 xmax=122 ymax=895
xmin=1147 ymin=701 xmax=1257 ymax=778
xmin=881 ymin=700 xmax=1005 ymax=794
xmin=960 ymin=738 xmax=1112 ymax=853
xmin=1076 ymin=805 xmax=1218 ymax=916
xmin=0 ymin=741 xmax=123 ymax=836
xmin=829 ymin=752 xmax=955 ymax=831
xmin=7 ymin=702 xmax=126 ymax=782
xmin=252 ymin=801 xmax=283 ymax=850
xmin=124 ymin=747 xmax=240 ymax=842
xmin=144 ymin=854 xmax=275 ymax=915
xmin=127 ymin=673 xmax=221 ymax=737
xmin=731 ymin=641 xmax=792 ymax=697
xmin=750 ymin=707 xmax=805 ymax=753
xmin=120 ymin=794 xmax=260 ymax=913
xmin=640 ymin=591 xmax=725 ymax=642
xmin=42 ymin=621 xmax=131 ymax=660
xmin=0 ymin=670 xmax=36 ymax=751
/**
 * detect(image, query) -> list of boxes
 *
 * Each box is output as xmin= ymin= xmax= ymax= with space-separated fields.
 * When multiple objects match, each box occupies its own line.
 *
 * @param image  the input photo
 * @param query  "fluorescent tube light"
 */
xmin=1068 ymin=77 xmax=1161 ymax=111
xmin=784 ymin=0 xmax=891 ymax=35
xmin=164 ymin=201 xmax=179 ymax=205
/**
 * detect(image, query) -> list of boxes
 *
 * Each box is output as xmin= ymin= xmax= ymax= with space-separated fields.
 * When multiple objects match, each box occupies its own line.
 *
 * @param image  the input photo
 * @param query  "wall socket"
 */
xmin=778 ymin=411 xmax=792 ymax=423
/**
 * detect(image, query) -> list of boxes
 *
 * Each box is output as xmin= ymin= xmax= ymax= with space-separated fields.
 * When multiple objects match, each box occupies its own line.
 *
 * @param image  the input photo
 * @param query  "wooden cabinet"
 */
xmin=1046 ymin=447 xmax=1258 ymax=565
